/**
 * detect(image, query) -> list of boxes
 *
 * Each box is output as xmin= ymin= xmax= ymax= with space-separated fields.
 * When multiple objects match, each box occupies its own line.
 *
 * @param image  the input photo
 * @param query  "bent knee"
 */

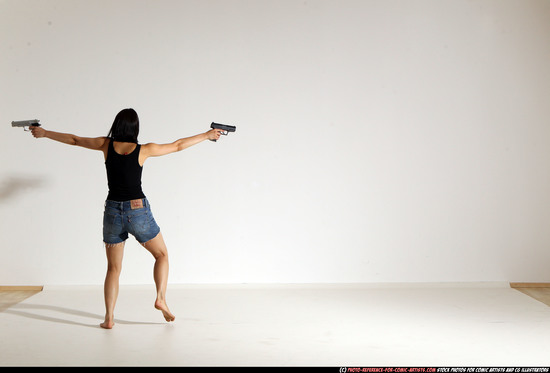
xmin=152 ymin=250 xmax=168 ymax=260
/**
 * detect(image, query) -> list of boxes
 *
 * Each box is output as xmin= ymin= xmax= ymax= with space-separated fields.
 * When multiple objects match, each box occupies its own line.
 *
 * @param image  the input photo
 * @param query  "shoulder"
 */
xmin=102 ymin=137 xmax=112 ymax=151
xmin=140 ymin=142 xmax=179 ymax=158
xmin=140 ymin=142 xmax=153 ymax=152
xmin=139 ymin=142 xmax=156 ymax=158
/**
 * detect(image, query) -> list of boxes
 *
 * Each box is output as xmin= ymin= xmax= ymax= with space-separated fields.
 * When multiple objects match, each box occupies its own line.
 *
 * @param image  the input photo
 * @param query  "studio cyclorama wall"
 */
xmin=1 ymin=0 xmax=549 ymax=285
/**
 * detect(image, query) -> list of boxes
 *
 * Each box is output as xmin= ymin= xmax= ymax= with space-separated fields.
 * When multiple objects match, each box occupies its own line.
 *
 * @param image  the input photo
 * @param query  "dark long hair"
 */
xmin=107 ymin=108 xmax=139 ymax=143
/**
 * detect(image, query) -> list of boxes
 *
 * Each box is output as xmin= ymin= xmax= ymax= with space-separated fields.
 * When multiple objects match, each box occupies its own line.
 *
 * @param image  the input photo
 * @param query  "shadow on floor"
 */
xmin=5 ymin=303 xmax=164 ymax=329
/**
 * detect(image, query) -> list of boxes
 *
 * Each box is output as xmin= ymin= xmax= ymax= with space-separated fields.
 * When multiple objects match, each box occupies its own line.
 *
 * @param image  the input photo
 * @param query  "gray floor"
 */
xmin=1 ymin=283 xmax=549 ymax=366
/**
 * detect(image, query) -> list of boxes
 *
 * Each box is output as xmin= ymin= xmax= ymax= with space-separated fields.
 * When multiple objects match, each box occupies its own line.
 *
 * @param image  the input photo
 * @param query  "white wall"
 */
xmin=1 ymin=0 xmax=549 ymax=285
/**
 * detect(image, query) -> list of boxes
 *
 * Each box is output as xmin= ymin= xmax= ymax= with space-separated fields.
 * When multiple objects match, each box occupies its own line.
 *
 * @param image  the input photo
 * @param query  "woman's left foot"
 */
xmin=155 ymin=299 xmax=175 ymax=322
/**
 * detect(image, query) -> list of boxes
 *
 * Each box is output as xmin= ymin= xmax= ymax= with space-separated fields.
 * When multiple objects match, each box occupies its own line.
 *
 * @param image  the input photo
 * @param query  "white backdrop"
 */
xmin=1 ymin=0 xmax=549 ymax=285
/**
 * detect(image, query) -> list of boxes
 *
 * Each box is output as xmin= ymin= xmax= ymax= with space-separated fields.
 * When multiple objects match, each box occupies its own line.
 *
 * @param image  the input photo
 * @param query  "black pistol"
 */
xmin=210 ymin=122 xmax=236 ymax=142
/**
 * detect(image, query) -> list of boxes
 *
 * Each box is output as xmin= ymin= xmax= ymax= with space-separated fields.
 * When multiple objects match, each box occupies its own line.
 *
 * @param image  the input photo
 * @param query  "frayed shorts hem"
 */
xmin=103 ymin=230 xmax=161 ymax=248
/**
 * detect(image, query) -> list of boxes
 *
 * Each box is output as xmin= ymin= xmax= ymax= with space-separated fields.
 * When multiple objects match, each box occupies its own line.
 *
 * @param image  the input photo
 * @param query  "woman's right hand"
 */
xmin=206 ymin=128 xmax=223 ymax=141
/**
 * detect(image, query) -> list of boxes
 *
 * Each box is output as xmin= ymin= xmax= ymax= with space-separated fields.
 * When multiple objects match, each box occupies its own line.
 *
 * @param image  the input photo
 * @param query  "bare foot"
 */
xmin=100 ymin=319 xmax=115 ymax=329
xmin=155 ymin=299 xmax=175 ymax=322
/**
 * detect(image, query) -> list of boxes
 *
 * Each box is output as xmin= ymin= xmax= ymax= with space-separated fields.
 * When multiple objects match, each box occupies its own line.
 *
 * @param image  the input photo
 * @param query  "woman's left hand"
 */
xmin=30 ymin=126 xmax=46 ymax=138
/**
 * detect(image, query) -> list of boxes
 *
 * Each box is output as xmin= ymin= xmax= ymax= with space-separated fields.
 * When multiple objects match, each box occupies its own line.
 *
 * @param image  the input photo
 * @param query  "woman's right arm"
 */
xmin=140 ymin=128 xmax=223 ymax=160
xmin=30 ymin=126 xmax=109 ymax=152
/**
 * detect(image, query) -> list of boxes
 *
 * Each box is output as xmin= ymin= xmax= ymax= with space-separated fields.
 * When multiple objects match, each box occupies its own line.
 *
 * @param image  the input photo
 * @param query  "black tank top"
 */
xmin=105 ymin=139 xmax=146 ymax=201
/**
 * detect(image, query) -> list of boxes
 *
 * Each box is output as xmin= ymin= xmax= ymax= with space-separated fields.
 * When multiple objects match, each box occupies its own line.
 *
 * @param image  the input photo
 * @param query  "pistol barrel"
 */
xmin=12 ymin=120 xmax=40 ymax=127
xmin=211 ymin=122 xmax=236 ymax=133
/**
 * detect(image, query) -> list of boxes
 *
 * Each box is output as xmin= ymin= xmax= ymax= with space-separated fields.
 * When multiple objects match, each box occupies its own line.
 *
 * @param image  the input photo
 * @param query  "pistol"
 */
xmin=210 ymin=122 xmax=236 ymax=142
xmin=12 ymin=119 xmax=41 ymax=131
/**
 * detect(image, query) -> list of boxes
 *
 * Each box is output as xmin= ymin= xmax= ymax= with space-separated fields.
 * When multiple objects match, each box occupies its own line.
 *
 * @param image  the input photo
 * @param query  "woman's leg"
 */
xmin=100 ymin=242 xmax=125 ymax=329
xmin=142 ymin=232 xmax=175 ymax=322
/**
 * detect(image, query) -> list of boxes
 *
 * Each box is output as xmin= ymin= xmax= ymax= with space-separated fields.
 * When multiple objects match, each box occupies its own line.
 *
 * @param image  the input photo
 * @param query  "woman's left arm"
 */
xmin=30 ymin=126 xmax=108 ymax=151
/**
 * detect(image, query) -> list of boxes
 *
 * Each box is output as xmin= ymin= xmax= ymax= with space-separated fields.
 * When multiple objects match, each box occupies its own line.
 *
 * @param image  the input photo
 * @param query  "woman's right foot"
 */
xmin=100 ymin=316 xmax=115 ymax=329
xmin=100 ymin=320 xmax=114 ymax=329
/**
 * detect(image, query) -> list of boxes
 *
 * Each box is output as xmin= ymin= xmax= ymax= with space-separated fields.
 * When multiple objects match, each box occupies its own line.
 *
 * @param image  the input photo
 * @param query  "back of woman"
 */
xmin=29 ymin=108 xmax=223 ymax=329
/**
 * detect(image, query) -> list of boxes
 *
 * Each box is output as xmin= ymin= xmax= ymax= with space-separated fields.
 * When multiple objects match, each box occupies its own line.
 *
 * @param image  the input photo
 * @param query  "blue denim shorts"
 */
xmin=103 ymin=198 xmax=161 ymax=245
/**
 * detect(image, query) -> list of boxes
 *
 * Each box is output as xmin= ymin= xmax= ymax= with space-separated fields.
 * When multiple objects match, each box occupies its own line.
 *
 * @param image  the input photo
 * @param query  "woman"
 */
xmin=30 ymin=108 xmax=223 ymax=329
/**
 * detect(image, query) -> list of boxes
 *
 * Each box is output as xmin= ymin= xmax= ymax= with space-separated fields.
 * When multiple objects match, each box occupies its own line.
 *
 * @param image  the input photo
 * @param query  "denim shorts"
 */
xmin=103 ymin=198 xmax=161 ymax=245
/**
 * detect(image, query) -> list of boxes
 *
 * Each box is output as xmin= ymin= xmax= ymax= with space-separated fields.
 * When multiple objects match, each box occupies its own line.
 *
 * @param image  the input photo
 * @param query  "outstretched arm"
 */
xmin=30 ymin=126 xmax=108 ymax=151
xmin=141 ymin=128 xmax=223 ymax=159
